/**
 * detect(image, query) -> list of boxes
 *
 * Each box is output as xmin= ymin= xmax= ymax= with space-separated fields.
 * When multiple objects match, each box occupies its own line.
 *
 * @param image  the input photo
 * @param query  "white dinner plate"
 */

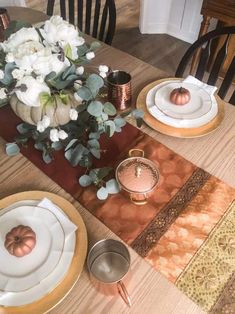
xmin=0 ymin=199 xmax=76 ymax=306
xmin=0 ymin=205 xmax=64 ymax=292
xmin=154 ymin=81 xmax=212 ymax=119
xmin=146 ymin=80 xmax=218 ymax=128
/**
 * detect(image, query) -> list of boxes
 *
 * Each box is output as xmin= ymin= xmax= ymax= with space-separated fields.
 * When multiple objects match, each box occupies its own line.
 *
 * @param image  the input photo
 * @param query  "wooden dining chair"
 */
xmin=175 ymin=26 xmax=235 ymax=105
xmin=46 ymin=0 xmax=116 ymax=45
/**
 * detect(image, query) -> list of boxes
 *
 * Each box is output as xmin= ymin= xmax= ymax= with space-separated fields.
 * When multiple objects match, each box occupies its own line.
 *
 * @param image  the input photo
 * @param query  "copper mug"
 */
xmin=0 ymin=8 xmax=10 ymax=42
xmin=116 ymin=149 xmax=160 ymax=205
xmin=87 ymin=239 xmax=132 ymax=307
xmin=107 ymin=70 xmax=132 ymax=111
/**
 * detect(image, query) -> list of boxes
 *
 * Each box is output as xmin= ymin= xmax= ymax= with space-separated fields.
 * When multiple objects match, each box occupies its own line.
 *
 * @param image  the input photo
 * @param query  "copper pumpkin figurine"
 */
xmin=170 ymin=87 xmax=191 ymax=106
xmin=116 ymin=149 xmax=160 ymax=205
xmin=4 ymin=225 xmax=36 ymax=257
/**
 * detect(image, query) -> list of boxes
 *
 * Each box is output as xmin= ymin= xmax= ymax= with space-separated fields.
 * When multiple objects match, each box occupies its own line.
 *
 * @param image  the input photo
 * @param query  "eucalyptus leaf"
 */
xmin=106 ymin=179 xmax=120 ymax=194
xmin=86 ymin=74 xmax=104 ymax=97
xmin=0 ymin=63 xmax=16 ymax=86
xmin=77 ymin=86 xmax=93 ymax=101
xmin=90 ymin=41 xmax=101 ymax=50
xmin=90 ymin=148 xmax=100 ymax=159
xmin=64 ymin=43 xmax=73 ymax=59
xmin=6 ymin=143 xmax=20 ymax=156
xmin=89 ymin=132 xmax=100 ymax=140
xmin=61 ymin=64 xmax=76 ymax=80
xmin=17 ymin=123 xmax=30 ymax=134
xmin=97 ymin=167 xmax=112 ymax=179
xmin=65 ymin=139 xmax=78 ymax=151
xmin=79 ymin=154 xmax=93 ymax=168
xmin=42 ymin=151 xmax=52 ymax=164
xmin=89 ymin=169 xmax=99 ymax=183
xmin=34 ymin=142 xmax=44 ymax=151
xmin=101 ymin=112 xmax=109 ymax=121
xmin=97 ymin=187 xmax=108 ymax=200
xmin=79 ymin=175 xmax=93 ymax=187
xmin=104 ymin=120 xmax=116 ymax=137
xmin=39 ymin=92 xmax=52 ymax=107
xmin=103 ymin=102 xmax=117 ymax=116
xmin=77 ymin=44 xmax=89 ymax=57
xmin=0 ymin=98 xmax=8 ymax=108
xmin=114 ymin=117 xmax=126 ymax=128
xmin=67 ymin=143 xmax=88 ymax=167
xmin=51 ymin=141 xmax=63 ymax=151
xmin=87 ymin=101 xmax=103 ymax=117
xmin=88 ymin=139 xmax=100 ymax=149
xmin=132 ymin=109 xmax=144 ymax=119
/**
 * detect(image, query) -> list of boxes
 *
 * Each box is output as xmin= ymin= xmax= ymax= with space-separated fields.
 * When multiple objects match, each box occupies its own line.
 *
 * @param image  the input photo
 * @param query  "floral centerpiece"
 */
xmin=0 ymin=16 xmax=143 ymax=200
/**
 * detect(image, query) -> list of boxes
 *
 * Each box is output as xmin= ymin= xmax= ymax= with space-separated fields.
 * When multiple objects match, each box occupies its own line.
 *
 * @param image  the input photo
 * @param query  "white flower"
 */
xmin=15 ymin=76 xmax=50 ymax=107
xmin=37 ymin=121 xmax=45 ymax=133
xmin=69 ymin=108 xmax=78 ymax=121
xmin=40 ymin=16 xmax=85 ymax=59
xmin=36 ymin=75 xmax=44 ymax=83
xmin=0 ymin=70 xmax=4 ymax=79
xmin=12 ymin=69 xmax=24 ymax=80
xmin=86 ymin=51 xmax=95 ymax=60
xmin=5 ymin=53 xmax=14 ymax=63
xmin=42 ymin=115 xmax=50 ymax=128
xmin=99 ymin=65 xmax=109 ymax=73
xmin=50 ymin=128 xmax=59 ymax=142
xmin=58 ymin=130 xmax=68 ymax=140
xmin=99 ymin=71 xmax=106 ymax=78
xmin=74 ymin=92 xmax=83 ymax=103
xmin=2 ymin=27 xmax=40 ymax=53
xmin=0 ymin=88 xmax=7 ymax=99
xmin=76 ymin=66 xmax=84 ymax=75
xmin=74 ymin=79 xmax=82 ymax=91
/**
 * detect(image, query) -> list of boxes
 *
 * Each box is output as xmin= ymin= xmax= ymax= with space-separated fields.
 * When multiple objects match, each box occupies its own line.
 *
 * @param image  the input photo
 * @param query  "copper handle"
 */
xmin=128 ymin=149 xmax=144 ymax=158
xmin=117 ymin=280 xmax=132 ymax=307
xmin=130 ymin=194 xmax=148 ymax=205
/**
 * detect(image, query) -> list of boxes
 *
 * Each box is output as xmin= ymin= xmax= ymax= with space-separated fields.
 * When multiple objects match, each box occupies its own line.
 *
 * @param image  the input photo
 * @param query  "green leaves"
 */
xmin=86 ymin=74 xmax=104 ymax=98
xmin=45 ymin=66 xmax=78 ymax=90
xmin=0 ymin=63 xmax=17 ymax=86
xmin=104 ymin=120 xmax=116 ymax=137
xmin=90 ymin=41 xmax=101 ymax=51
xmin=103 ymin=102 xmax=116 ymax=116
xmin=132 ymin=109 xmax=144 ymax=128
xmin=65 ymin=143 xmax=89 ymax=167
xmin=87 ymin=101 xmax=103 ymax=117
xmin=64 ymin=43 xmax=73 ymax=59
xmin=6 ymin=143 xmax=20 ymax=156
xmin=39 ymin=92 xmax=53 ymax=107
xmin=79 ymin=174 xmax=93 ymax=187
xmin=77 ymin=87 xmax=92 ymax=101
xmin=4 ymin=20 xmax=31 ymax=39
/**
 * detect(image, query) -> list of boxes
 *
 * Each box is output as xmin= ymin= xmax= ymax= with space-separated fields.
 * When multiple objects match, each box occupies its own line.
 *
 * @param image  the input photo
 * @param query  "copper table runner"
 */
xmin=0 ymin=106 xmax=234 ymax=313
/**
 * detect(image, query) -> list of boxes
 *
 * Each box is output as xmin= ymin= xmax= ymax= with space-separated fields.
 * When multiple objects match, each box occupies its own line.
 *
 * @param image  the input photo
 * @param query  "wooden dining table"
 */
xmin=1 ymin=6 xmax=235 ymax=314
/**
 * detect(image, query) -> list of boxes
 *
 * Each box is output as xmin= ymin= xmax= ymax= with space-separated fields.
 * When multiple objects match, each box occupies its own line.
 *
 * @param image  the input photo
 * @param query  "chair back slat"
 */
xmin=207 ymin=34 xmax=230 ymax=86
xmin=77 ymin=0 xmax=83 ymax=31
xmin=60 ymin=0 xmax=66 ymax=19
xmin=85 ymin=0 xmax=92 ymax=34
xmin=195 ymin=41 xmax=211 ymax=81
xmin=92 ymin=0 xmax=101 ymax=39
xmin=99 ymin=0 xmax=108 ymax=42
xmin=218 ymin=56 xmax=235 ymax=101
xmin=104 ymin=0 xmax=116 ymax=45
xmin=229 ymin=89 xmax=235 ymax=105
xmin=69 ymin=0 xmax=75 ymax=25
xmin=47 ymin=0 xmax=55 ymax=16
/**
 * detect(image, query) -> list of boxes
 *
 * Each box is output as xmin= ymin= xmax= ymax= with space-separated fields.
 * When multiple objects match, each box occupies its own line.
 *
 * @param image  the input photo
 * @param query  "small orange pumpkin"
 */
xmin=170 ymin=87 xmax=191 ymax=106
xmin=4 ymin=225 xmax=36 ymax=258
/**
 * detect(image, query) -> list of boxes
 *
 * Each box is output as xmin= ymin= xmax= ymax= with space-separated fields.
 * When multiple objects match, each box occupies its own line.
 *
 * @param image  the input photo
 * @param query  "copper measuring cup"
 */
xmin=87 ymin=239 xmax=132 ymax=307
xmin=116 ymin=149 xmax=160 ymax=205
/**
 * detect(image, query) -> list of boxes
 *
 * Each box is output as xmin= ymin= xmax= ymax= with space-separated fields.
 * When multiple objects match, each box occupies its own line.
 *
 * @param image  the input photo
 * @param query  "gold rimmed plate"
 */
xmin=0 ymin=191 xmax=88 ymax=313
xmin=136 ymin=78 xmax=225 ymax=138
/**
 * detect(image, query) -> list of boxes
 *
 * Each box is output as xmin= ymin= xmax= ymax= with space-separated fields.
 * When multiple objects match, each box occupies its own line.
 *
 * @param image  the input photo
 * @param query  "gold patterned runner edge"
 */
xmin=131 ymin=168 xmax=210 ymax=257
xmin=176 ymin=201 xmax=235 ymax=312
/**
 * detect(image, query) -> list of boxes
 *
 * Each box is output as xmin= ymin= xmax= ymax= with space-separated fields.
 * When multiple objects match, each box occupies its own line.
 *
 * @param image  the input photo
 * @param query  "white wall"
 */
xmin=139 ymin=0 xmax=204 ymax=43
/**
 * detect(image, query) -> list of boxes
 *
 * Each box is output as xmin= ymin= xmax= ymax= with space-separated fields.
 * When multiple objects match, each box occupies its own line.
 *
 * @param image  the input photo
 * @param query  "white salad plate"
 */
xmin=146 ymin=80 xmax=218 ymax=128
xmin=0 ymin=199 xmax=76 ymax=306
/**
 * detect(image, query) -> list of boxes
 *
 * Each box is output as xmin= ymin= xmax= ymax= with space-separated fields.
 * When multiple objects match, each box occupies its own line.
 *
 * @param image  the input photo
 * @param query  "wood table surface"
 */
xmin=1 ymin=6 xmax=235 ymax=314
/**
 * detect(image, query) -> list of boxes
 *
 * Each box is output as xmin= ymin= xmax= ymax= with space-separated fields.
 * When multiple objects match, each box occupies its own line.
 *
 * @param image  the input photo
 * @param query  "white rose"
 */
xmin=74 ymin=79 xmax=82 ymax=91
xmin=12 ymin=69 xmax=25 ymax=80
xmin=50 ymin=129 xmax=59 ymax=142
xmin=42 ymin=115 xmax=50 ymax=128
xmin=5 ymin=53 xmax=14 ymax=63
xmin=69 ymin=108 xmax=78 ymax=121
xmin=40 ymin=16 xmax=85 ymax=59
xmin=74 ymin=92 xmax=83 ymax=103
xmin=0 ymin=70 xmax=4 ymax=79
xmin=37 ymin=121 xmax=45 ymax=133
xmin=0 ymin=88 xmax=7 ymax=99
xmin=36 ymin=75 xmax=44 ymax=83
xmin=15 ymin=76 xmax=50 ymax=107
xmin=99 ymin=65 xmax=109 ymax=73
xmin=99 ymin=71 xmax=106 ymax=78
xmin=86 ymin=52 xmax=95 ymax=60
xmin=58 ymin=130 xmax=68 ymax=140
xmin=3 ymin=27 xmax=40 ymax=53
xmin=76 ymin=66 xmax=84 ymax=75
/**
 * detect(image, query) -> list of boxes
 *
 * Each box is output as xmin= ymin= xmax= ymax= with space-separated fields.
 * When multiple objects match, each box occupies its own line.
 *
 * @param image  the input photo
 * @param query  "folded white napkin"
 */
xmin=0 ymin=198 xmax=77 ymax=305
xmin=183 ymin=75 xmax=217 ymax=96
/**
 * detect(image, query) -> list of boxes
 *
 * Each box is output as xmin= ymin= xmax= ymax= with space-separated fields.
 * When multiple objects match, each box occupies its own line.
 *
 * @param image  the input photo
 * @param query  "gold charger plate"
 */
xmin=136 ymin=78 xmax=225 ymax=138
xmin=0 ymin=191 xmax=88 ymax=314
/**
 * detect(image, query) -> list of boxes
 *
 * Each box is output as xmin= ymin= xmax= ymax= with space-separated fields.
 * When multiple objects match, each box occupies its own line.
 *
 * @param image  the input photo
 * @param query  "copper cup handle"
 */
xmin=117 ymin=280 xmax=132 ymax=307
xmin=130 ymin=194 xmax=148 ymax=206
xmin=128 ymin=149 xmax=144 ymax=158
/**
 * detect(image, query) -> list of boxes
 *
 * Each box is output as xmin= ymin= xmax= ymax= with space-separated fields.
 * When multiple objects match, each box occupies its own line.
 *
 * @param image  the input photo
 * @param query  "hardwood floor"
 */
xmin=25 ymin=0 xmax=190 ymax=76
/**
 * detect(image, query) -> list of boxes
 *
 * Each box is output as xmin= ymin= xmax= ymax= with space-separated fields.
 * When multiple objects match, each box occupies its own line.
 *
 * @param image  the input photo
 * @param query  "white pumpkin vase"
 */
xmin=10 ymin=93 xmax=81 ymax=127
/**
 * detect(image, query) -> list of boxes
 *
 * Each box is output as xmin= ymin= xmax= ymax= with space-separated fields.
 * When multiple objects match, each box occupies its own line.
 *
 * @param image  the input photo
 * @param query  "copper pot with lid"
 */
xmin=115 ymin=149 xmax=160 ymax=205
